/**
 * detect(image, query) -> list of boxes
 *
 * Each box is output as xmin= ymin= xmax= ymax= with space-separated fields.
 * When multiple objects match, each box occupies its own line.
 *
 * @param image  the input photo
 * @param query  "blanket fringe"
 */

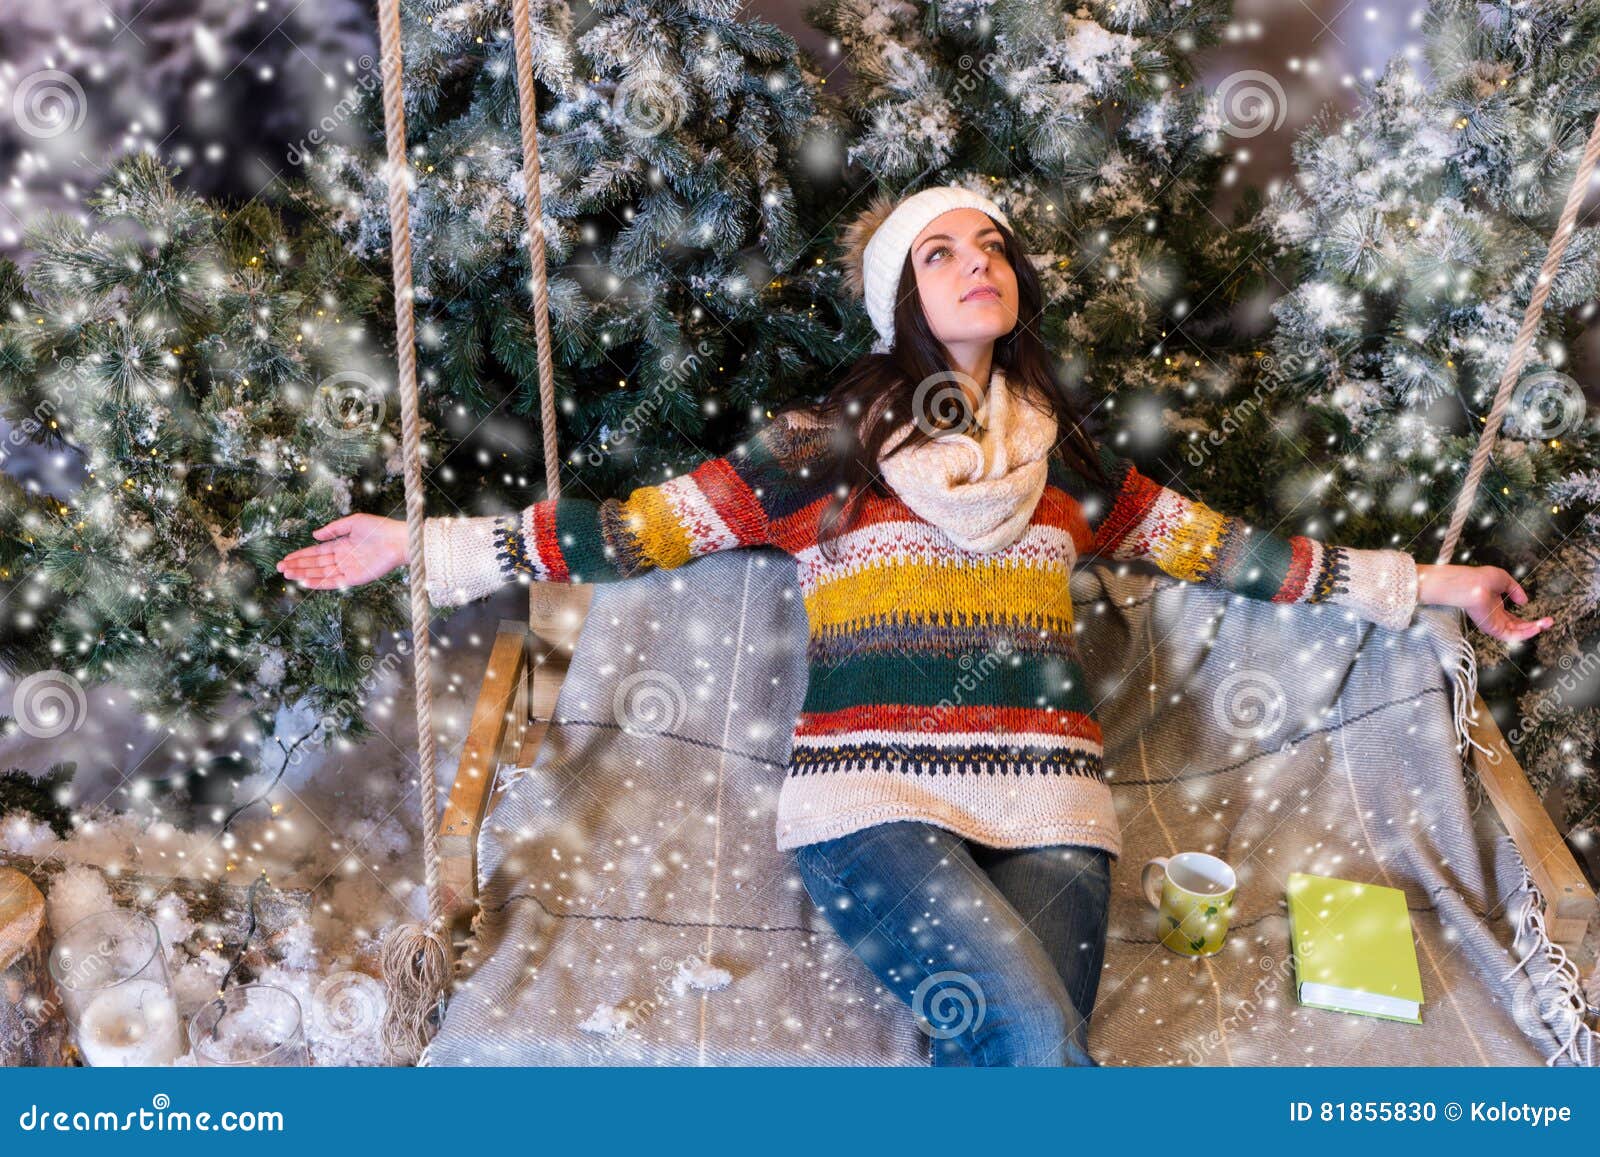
xmin=412 ymin=906 xmax=484 ymax=1069
xmin=1499 ymin=836 xmax=1598 ymax=1067
xmin=1441 ymin=615 xmax=1595 ymax=1066
xmin=1446 ymin=629 xmax=1495 ymax=763
xmin=1445 ymin=619 xmax=1595 ymax=1066
xmin=1441 ymin=623 xmax=1496 ymax=818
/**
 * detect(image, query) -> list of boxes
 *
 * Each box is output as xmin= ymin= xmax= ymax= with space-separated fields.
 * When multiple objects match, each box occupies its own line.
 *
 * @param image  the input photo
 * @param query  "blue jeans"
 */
xmin=792 ymin=820 xmax=1112 ymax=1066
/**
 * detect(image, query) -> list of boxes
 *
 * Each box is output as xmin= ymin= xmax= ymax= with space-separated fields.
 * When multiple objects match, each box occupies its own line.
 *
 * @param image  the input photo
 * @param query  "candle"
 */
xmin=77 ymin=979 xmax=184 ymax=1067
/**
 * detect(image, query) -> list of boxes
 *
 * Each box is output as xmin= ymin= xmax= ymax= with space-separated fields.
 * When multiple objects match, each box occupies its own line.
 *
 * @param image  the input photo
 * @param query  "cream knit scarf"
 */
xmin=877 ymin=366 xmax=1058 ymax=553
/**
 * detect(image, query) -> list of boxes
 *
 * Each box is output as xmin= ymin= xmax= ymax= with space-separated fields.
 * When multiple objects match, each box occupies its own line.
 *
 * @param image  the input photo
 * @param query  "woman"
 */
xmin=278 ymin=185 xmax=1551 ymax=1066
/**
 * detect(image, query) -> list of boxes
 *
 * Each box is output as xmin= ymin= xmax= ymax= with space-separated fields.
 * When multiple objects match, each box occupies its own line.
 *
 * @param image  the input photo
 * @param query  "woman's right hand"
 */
xmin=276 ymin=514 xmax=409 ymax=591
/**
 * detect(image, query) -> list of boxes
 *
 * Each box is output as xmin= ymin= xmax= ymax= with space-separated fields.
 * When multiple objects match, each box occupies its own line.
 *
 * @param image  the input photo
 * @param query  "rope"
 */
xmin=1435 ymin=106 xmax=1600 ymax=566
xmin=369 ymin=0 xmax=561 ymax=1063
xmin=374 ymin=0 xmax=450 ymax=1066
xmin=510 ymin=0 xmax=562 ymax=499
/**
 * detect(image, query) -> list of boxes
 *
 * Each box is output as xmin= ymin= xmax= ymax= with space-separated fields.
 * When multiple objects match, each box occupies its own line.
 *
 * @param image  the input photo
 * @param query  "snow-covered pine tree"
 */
xmin=309 ymin=0 xmax=845 ymax=500
xmin=0 ymin=154 xmax=425 ymax=813
xmin=807 ymin=0 xmax=1271 ymax=429
xmin=1204 ymin=1 xmax=1600 ymax=843
xmin=0 ymin=0 xmax=377 ymax=254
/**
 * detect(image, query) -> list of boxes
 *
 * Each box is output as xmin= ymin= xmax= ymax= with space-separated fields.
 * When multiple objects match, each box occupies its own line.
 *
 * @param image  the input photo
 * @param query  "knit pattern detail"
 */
xmin=422 ymin=416 xmax=1421 ymax=858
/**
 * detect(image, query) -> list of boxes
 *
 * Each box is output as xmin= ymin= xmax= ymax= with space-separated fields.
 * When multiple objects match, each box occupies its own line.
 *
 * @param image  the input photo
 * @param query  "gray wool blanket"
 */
xmin=421 ymin=550 xmax=1596 ymax=1067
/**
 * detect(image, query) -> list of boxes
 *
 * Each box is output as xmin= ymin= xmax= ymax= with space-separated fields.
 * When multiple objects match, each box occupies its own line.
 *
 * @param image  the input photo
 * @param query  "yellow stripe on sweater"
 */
xmin=620 ymin=485 xmax=692 ymax=571
xmin=804 ymin=560 xmax=1074 ymax=633
xmin=1141 ymin=499 xmax=1230 ymax=583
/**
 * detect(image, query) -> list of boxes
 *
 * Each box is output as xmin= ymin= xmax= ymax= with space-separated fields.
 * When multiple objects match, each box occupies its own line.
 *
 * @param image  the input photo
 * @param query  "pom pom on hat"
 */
xmin=836 ymin=190 xmax=899 ymax=302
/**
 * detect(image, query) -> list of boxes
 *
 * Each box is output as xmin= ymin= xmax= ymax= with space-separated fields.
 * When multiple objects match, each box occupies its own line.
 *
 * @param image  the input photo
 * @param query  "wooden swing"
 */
xmin=369 ymin=0 xmax=1598 ymax=1064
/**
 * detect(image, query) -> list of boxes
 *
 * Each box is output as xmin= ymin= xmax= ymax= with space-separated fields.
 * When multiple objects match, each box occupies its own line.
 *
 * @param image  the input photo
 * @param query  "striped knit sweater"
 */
xmin=422 ymin=410 xmax=1419 ymax=859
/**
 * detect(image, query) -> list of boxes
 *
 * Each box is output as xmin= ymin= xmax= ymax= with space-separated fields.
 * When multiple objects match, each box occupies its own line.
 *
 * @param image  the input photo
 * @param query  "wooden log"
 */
xmin=0 ymin=867 xmax=67 ymax=1066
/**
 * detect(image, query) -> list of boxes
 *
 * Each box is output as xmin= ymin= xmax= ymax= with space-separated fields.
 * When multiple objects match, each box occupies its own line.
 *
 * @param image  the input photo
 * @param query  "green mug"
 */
xmin=1142 ymin=851 xmax=1238 ymax=957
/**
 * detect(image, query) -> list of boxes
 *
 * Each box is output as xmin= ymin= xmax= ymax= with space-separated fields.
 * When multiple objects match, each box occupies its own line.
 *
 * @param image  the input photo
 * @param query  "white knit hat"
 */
xmin=848 ymin=185 xmax=1013 ymax=355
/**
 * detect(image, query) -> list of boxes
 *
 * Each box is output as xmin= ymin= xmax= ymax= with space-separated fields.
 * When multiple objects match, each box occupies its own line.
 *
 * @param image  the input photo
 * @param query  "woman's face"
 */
xmin=908 ymin=207 xmax=1020 ymax=349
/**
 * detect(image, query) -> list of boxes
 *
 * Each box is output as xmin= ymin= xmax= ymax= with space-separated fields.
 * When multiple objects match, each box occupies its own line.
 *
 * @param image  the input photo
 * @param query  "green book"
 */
xmin=1286 ymin=872 xmax=1424 ymax=1025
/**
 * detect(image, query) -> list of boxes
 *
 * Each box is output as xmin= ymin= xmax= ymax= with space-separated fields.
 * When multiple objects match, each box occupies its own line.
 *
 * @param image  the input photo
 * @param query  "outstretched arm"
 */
xmin=1057 ymin=445 xmax=1551 ymax=643
xmin=276 ymin=410 xmax=830 ymax=607
xmin=1056 ymin=444 xmax=1419 ymax=632
xmin=417 ymin=409 xmax=828 ymax=607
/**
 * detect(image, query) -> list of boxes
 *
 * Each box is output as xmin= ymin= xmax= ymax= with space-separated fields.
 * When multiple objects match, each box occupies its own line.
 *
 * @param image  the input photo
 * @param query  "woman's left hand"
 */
xmin=1415 ymin=563 xmax=1553 ymax=644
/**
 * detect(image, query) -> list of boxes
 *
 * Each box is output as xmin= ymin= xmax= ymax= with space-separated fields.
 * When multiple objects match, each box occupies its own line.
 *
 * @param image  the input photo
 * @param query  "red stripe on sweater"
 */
xmin=767 ymin=494 xmax=830 ymax=554
xmin=1275 ymin=535 xmax=1316 ymax=603
xmin=531 ymin=501 xmax=568 ymax=582
xmin=1091 ymin=462 xmax=1164 ymax=556
xmin=765 ymin=491 xmax=913 ymax=549
xmin=690 ymin=458 xmax=767 ymax=546
xmin=1034 ymin=487 xmax=1092 ymax=548
xmin=832 ymin=490 xmax=917 ymax=531
xmin=795 ymin=703 xmax=1102 ymax=743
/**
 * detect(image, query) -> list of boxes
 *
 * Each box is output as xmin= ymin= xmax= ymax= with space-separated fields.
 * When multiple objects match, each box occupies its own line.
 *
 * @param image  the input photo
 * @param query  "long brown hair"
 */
xmin=797 ymin=213 xmax=1110 ymax=554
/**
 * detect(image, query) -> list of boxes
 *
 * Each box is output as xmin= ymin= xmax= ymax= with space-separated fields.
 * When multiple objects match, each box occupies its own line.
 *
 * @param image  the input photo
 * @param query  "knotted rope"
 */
xmin=372 ymin=0 xmax=448 ymax=1066
xmin=372 ymin=0 xmax=563 ymax=1063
